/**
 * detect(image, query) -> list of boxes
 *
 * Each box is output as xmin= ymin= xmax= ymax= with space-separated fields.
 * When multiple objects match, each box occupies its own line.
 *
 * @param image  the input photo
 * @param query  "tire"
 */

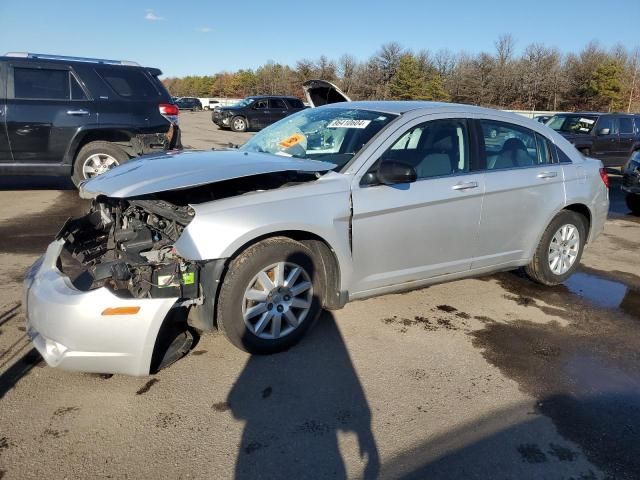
xmin=230 ymin=116 xmax=248 ymax=132
xmin=216 ymin=237 xmax=324 ymax=354
xmin=524 ymin=210 xmax=587 ymax=286
xmin=627 ymin=193 xmax=640 ymax=216
xmin=72 ymin=141 xmax=129 ymax=187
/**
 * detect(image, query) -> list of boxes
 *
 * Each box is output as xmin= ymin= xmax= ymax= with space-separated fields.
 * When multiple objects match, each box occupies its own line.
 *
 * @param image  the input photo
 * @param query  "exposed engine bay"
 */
xmin=58 ymin=171 xmax=321 ymax=300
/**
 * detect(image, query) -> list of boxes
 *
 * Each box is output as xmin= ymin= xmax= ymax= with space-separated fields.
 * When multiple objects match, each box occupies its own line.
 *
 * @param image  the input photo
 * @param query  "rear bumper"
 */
xmin=24 ymin=240 xmax=178 ymax=376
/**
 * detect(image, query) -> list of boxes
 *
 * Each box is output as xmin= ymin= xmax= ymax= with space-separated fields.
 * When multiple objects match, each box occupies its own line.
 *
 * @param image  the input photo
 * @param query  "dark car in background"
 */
xmin=0 ymin=52 xmax=180 ymax=185
xmin=546 ymin=112 xmax=640 ymax=167
xmin=622 ymin=149 xmax=640 ymax=214
xmin=175 ymin=97 xmax=202 ymax=111
xmin=212 ymin=95 xmax=306 ymax=132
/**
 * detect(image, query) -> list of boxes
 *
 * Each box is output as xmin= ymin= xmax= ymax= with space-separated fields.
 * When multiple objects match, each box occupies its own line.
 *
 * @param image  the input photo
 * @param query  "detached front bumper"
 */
xmin=24 ymin=240 xmax=179 ymax=376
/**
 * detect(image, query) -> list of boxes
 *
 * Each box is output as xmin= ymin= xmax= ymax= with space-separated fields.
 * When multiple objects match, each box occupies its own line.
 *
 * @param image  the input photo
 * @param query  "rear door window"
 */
xmin=287 ymin=98 xmax=304 ymax=109
xmin=619 ymin=117 xmax=634 ymax=134
xmin=479 ymin=120 xmax=539 ymax=170
xmin=269 ymin=98 xmax=287 ymax=109
xmin=96 ymin=68 xmax=159 ymax=98
xmin=13 ymin=67 xmax=69 ymax=99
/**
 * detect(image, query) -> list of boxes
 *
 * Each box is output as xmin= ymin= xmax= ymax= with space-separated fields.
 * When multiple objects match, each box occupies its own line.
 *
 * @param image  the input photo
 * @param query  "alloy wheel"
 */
xmin=242 ymin=262 xmax=313 ymax=340
xmin=82 ymin=153 xmax=119 ymax=179
xmin=548 ymin=223 xmax=580 ymax=275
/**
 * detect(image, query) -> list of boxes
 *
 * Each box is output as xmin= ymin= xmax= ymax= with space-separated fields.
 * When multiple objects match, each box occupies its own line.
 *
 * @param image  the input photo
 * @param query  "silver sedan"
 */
xmin=24 ymin=101 xmax=609 ymax=375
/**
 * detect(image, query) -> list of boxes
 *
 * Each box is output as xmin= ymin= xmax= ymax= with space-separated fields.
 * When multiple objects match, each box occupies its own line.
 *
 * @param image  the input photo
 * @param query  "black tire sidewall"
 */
xmin=626 ymin=193 xmax=640 ymax=215
xmin=217 ymin=239 xmax=323 ymax=354
xmin=230 ymin=116 xmax=247 ymax=132
xmin=534 ymin=211 xmax=587 ymax=284
xmin=72 ymin=141 xmax=129 ymax=187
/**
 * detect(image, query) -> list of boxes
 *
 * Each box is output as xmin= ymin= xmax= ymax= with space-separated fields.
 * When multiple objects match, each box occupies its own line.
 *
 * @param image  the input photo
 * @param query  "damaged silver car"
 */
xmin=24 ymin=98 xmax=609 ymax=375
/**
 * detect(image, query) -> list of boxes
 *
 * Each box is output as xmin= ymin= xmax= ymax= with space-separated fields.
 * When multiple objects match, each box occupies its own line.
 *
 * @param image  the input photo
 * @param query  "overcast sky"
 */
xmin=1 ymin=0 xmax=639 ymax=77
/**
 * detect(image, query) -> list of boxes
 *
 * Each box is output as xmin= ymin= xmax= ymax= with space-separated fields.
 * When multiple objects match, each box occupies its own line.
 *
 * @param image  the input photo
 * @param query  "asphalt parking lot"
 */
xmin=1 ymin=111 xmax=640 ymax=479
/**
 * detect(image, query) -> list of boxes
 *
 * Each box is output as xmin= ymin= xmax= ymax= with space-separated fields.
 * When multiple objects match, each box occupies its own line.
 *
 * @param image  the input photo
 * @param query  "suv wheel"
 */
xmin=231 ymin=116 xmax=248 ymax=132
xmin=216 ymin=237 xmax=323 ymax=354
xmin=627 ymin=193 xmax=640 ymax=215
xmin=72 ymin=141 xmax=129 ymax=186
xmin=524 ymin=210 xmax=587 ymax=286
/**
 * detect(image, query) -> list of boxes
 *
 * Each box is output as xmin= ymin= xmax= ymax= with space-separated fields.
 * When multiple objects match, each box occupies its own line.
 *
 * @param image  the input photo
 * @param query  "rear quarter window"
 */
xmin=96 ymin=68 xmax=160 ymax=99
xmin=287 ymin=98 xmax=304 ymax=109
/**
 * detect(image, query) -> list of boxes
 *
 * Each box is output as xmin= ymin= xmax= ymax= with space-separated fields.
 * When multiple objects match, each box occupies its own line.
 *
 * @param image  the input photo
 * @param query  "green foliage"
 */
xmin=161 ymin=40 xmax=640 ymax=112
xmin=588 ymin=60 xmax=624 ymax=111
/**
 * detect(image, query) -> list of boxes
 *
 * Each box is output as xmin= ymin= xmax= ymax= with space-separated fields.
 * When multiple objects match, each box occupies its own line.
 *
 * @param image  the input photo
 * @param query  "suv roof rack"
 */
xmin=4 ymin=52 xmax=140 ymax=67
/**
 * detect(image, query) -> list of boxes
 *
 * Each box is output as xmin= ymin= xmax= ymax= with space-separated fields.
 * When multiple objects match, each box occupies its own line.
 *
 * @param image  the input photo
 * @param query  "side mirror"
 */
xmin=597 ymin=128 xmax=610 ymax=136
xmin=377 ymin=160 xmax=417 ymax=185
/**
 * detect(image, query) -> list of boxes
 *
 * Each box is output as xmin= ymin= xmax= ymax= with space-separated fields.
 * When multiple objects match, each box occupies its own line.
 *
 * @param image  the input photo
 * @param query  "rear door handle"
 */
xmin=537 ymin=171 xmax=558 ymax=179
xmin=451 ymin=181 xmax=479 ymax=191
xmin=66 ymin=109 xmax=89 ymax=116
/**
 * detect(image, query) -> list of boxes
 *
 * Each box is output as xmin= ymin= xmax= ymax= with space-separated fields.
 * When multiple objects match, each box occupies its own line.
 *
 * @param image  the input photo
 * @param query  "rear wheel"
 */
xmin=216 ymin=237 xmax=323 ymax=354
xmin=524 ymin=210 xmax=587 ymax=286
xmin=230 ymin=116 xmax=248 ymax=132
xmin=72 ymin=141 xmax=129 ymax=187
xmin=627 ymin=193 xmax=640 ymax=215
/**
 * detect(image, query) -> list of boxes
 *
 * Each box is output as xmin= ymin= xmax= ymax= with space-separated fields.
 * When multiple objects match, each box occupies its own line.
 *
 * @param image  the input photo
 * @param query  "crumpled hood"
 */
xmin=79 ymin=149 xmax=336 ymax=199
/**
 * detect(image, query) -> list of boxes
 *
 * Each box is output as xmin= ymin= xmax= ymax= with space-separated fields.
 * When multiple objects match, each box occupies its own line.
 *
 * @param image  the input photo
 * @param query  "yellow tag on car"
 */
xmin=279 ymin=133 xmax=305 ymax=149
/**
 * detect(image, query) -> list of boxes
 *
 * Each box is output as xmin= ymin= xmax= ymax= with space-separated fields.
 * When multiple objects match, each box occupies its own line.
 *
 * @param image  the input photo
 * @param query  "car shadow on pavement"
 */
xmin=378 ymin=392 xmax=640 ymax=480
xmin=0 ymin=346 xmax=42 ymax=399
xmin=227 ymin=311 xmax=380 ymax=480
xmin=0 ymin=175 xmax=74 ymax=191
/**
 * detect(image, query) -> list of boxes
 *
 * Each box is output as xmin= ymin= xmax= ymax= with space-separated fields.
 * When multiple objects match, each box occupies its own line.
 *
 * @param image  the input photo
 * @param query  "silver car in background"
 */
xmin=24 ymin=101 xmax=609 ymax=375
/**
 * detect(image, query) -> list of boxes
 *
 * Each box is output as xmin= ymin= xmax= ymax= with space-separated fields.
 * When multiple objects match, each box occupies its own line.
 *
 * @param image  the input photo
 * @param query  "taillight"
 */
xmin=159 ymin=103 xmax=179 ymax=116
xmin=599 ymin=167 xmax=610 ymax=188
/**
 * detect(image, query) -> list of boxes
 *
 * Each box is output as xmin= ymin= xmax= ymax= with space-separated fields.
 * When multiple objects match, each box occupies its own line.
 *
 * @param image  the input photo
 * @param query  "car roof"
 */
xmin=249 ymin=95 xmax=300 ymax=100
xmin=318 ymin=100 xmax=526 ymax=117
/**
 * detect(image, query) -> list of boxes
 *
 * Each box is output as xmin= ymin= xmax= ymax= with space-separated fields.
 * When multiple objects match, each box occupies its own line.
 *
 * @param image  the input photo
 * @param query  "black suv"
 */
xmin=0 ymin=52 xmax=180 ymax=185
xmin=546 ymin=112 xmax=640 ymax=167
xmin=212 ymin=95 xmax=306 ymax=132
xmin=175 ymin=97 xmax=202 ymax=111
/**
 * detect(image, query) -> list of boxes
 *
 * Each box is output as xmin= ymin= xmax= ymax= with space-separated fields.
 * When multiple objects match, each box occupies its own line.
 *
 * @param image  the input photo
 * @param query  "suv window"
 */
xmin=254 ymin=99 xmax=268 ymax=109
xmin=619 ymin=117 xmax=634 ymax=134
xmin=14 ymin=67 xmax=69 ymax=100
xmin=479 ymin=120 xmax=539 ymax=170
xmin=596 ymin=116 xmax=617 ymax=134
xmin=383 ymin=119 xmax=469 ymax=179
xmin=96 ymin=68 xmax=158 ymax=98
xmin=287 ymin=98 xmax=304 ymax=109
xmin=269 ymin=98 xmax=287 ymax=109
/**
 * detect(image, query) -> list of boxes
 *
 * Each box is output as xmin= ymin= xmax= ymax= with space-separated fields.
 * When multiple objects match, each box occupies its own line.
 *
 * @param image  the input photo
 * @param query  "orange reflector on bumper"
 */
xmin=101 ymin=306 xmax=141 ymax=316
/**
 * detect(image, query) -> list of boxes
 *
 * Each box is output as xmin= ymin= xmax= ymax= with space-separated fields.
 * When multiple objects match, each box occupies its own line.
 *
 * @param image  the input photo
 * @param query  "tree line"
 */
xmin=163 ymin=35 xmax=640 ymax=112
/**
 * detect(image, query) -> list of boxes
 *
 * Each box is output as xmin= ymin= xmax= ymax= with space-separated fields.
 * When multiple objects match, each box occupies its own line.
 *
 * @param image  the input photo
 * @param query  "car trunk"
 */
xmin=303 ymin=80 xmax=351 ymax=107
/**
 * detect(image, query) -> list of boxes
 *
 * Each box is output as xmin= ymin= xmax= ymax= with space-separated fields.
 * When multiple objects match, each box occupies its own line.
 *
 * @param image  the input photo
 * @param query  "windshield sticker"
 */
xmin=279 ymin=133 xmax=305 ymax=149
xmin=579 ymin=118 xmax=595 ymax=124
xmin=327 ymin=119 xmax=372 ymax=129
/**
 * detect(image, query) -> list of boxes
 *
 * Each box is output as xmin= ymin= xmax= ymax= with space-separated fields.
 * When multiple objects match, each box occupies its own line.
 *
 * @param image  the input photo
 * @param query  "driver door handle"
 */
xmin=452 ymin=181 xmax=479 ymax=191
xmin=537 ymin=171 xmax=558 ymax=179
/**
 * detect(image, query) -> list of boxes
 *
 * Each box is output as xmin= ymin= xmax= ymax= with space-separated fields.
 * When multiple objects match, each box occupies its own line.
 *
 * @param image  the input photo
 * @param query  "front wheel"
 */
xmin=216 ymin=237 xmax=324 ymax=354
xmin=524 ymin=210 xmax=587 ymax=286
xmin=230 ymin=116 xmax=248 ymax=132
xmin=627 ymin=193 xmax=640 ymax=215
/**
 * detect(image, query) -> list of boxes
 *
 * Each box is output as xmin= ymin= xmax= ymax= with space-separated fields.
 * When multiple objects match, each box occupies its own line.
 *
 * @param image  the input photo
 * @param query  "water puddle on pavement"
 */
xmin=564 ymin=272 xmax=640 ymax=319
xmin=471 ymin=268 xmax=640 ymax=478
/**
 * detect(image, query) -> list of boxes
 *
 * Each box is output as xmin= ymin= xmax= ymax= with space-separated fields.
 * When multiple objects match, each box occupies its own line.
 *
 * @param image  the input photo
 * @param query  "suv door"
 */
xmin=6 ymin=62 xmax=94 ymax=164
xmin=591 ymin=115 xmax=618 ymax=165
xmin=0 ymin=61 xmax=11 ymax=162
xmin=250 ymin=99 xmax=270 ymax=129
xmin=268 ymin=98 xmax=288 ymax=123
xmin=471 ymin=119 xmax=565 ymax=268
xmin=350 ymin=117 xmax=484 ymax=294
xmin=617 ymin=116 xmax=636 ymax=164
